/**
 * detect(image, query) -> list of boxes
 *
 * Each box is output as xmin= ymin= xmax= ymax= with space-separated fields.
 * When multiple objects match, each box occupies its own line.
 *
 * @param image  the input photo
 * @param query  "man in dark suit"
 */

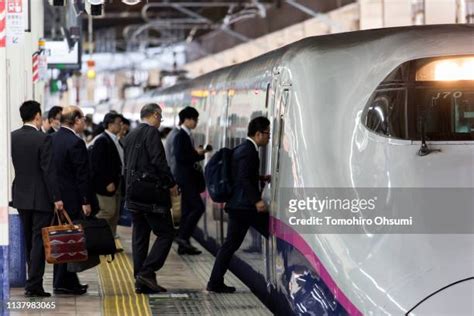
xmin=89 ymin=112 xmax=123 ymax=236
xmin=207 ymin=116 xmax=271 ymax=293
xmin=172 ymin=107 xmax=212 ymax=255
xmin=50 ymin=106 xmax=93 ymax=295
xmin=41 ymin=110 xmax=50 ymax=133
xmin=170 ymin=106 xmax=212 ymax=255
xmin=123 ymin=103 xmax=178 ymax=294
xmin=46 ymin=106 xmax=62 ymax=134
xmin=11 ymin=101 xmax=64 ymax=297
xmin=164 ymin=125 xmax=179 ymax=176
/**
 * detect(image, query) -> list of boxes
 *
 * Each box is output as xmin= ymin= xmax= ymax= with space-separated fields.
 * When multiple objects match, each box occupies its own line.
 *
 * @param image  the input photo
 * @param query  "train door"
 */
xmin=218 ymin=90 xmax=231 ymax=245
xmin=264 ymin=78 xmax=290 ymax=291
xmin=207 ymin=89 xmax=230 ymax=246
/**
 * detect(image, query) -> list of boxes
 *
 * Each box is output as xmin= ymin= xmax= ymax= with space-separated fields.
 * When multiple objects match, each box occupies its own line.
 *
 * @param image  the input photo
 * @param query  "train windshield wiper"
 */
xmin=417 ymin=102 xmax=441 ymax=157
xmin=418 ymin=112 xmax=431 ymax=156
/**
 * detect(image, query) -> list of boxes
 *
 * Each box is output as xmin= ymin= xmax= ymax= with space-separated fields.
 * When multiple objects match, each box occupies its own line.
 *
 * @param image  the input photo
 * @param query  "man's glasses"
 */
xmin=154 ymin=112 xmax=164 ymax=122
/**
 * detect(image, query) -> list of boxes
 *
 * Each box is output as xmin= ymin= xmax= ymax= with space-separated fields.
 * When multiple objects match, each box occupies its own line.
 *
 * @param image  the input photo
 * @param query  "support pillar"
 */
xmin=0 ymin=0 xmax=10 ymax=314
xmin=4 ymin=0 xmax=45 ymax=293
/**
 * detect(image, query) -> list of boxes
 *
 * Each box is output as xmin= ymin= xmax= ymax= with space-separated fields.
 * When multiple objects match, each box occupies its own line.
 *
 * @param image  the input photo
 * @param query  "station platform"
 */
xmin=9 ymin=227 xmax=271 ymax=316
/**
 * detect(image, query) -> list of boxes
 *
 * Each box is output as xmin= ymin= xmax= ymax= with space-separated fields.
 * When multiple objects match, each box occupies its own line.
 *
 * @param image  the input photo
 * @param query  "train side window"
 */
xmin=364 ymin=88 xmax=407 ymax=138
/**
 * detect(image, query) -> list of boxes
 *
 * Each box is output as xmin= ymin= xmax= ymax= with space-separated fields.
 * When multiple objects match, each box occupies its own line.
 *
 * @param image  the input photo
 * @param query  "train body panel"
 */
xmin=139 ymin=25 xmax=474 ymax=315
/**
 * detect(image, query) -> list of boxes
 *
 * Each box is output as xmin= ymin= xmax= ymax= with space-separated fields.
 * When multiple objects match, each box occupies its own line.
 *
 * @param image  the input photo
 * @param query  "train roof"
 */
xmin=154 ymin=24 xmax=474 ymax=95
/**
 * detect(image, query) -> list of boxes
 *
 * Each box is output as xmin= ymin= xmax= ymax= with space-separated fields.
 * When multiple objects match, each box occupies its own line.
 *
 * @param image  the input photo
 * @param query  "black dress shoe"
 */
xmin=136 ymin=275 xmax=167 ymax=293
xmin=135 ymin=284 xmax=167 ymax=294
xmin=206 ymin=283 xmax=236 ymax=293
xmin=242 ymin=246 xmax=262 ymax=253
xmin=78 ymin=283 xmax=89 ymax=291
xmin=53 ymin=286 xmax=87 ymax=295
xmin=177 ymin=245 xmax=202 ymax=255
xmin=25 ymin=289 xmax=51 ymax=297
xmin=174 ymin=237 xmax=189 ymax=247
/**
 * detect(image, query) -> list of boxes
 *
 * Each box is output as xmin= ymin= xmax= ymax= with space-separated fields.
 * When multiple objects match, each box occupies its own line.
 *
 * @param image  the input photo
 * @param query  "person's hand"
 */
xmin=82 ymin=204 xmax=92 ymax=216
xmin=170 ymin=185 xmax=179 ymax=197
xmin=204 ymin=145 xmax=213 ymax=153
xmin=106 ymin=182 xmax=116 ymax=193
xmin=260 ymin=175 xmax=271 ymax=183
xmin=196 ymin=146 xmax=206 ymax=155
xmin=255 ymin=200 xmax=267 ymax=213
xmin=54 ymin=200 xmax=64 ymax=210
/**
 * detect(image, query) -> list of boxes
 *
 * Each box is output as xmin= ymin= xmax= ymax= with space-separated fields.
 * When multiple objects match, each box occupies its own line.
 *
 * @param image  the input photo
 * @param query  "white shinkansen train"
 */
xmin=134 ymin=25 xmax=474 ymax=315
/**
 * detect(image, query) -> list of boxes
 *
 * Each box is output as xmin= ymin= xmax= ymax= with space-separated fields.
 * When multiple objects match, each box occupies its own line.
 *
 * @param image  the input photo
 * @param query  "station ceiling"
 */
xmin=44 ymin=0 xmax=353 ymax=55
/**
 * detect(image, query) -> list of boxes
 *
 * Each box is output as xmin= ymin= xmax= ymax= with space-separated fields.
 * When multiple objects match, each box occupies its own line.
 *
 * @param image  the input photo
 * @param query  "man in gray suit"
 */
xmin=11 ymin=100 xmax=63 ymax=297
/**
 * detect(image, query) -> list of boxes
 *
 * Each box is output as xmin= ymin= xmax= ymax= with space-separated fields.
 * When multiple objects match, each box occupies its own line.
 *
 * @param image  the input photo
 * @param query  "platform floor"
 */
xmin=9 ymin=226 xmax=271 ymax=316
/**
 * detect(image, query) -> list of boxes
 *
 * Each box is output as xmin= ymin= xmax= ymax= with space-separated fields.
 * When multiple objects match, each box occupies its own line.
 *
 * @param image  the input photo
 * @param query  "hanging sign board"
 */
xmin=6 ymin=0 xmax=23 ymax=45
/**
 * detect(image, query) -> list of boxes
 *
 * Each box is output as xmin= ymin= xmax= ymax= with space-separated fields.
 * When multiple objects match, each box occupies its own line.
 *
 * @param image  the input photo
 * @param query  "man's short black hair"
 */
xmin=247 ymin=116 xmax=270 ymax=137
xmin=140 ymin=103 xmax=161 ymax=119
xmin=20 ymin=100 xmax=41 ymax=122
xmin=103 ymin=112 xmax=122 ymax=129
xmin=178 ymin=106 xmax=199 ymax=124
xmin=160 ymin=127 xmax=172 ymax=139
xmin=121 ymin=117 xmax=130 ymax=126
xmin=48 ymin=106 xmax=62 ymax=121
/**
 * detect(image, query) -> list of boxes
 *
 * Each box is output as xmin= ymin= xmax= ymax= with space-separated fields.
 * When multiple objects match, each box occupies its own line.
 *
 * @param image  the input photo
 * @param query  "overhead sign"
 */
xmin=6 ymin=0 xmax=23 ymax=45
xmin=45 ymin=39 xmax=81 ymax=69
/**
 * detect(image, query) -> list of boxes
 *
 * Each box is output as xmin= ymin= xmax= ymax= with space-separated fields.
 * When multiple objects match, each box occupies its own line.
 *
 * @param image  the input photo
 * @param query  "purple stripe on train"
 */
xmin=271 ymin=217 xmax=363 ymax=316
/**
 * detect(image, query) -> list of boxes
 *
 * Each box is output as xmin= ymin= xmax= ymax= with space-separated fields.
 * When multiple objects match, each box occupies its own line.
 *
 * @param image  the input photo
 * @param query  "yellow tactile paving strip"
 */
xmin=97 ymin=239 xmax=151 ymax=316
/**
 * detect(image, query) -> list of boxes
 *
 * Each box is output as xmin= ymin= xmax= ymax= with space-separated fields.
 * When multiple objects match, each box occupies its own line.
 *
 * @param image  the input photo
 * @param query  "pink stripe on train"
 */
xmin=270 ymin=217 xmax=363 ymax=316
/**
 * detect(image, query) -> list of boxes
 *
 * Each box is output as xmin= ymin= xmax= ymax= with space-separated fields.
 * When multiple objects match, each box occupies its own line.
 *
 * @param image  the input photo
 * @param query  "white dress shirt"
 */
xmin=24 ymin=123 xmax=39 ymax=131
xmin=105 ymin=130 xmax=124 ymax=175
xmin=246 ymin=137 xmax=258 ymax=151
xmin=181 ymin=125 xmax=195 ymax=146
xmin=62 ymin=126 xmax=81 ymax=138
xmin=181 ymin=125 xmax=191 ymax=136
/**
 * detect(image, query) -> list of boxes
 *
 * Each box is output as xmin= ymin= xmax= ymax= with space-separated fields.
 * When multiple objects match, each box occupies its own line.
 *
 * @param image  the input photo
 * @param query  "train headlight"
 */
xmin=416 ymin=57 xmax=474 ymax=81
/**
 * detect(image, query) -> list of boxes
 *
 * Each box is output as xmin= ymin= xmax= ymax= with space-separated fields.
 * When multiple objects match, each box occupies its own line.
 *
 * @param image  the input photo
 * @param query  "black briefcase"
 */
xmin=73 ymin=217 xmax=117 ymax=257
xmin=67 ymin=254 xmax=101 ymax=273
xmin=128 ymin=173 xmax=171 ymax=207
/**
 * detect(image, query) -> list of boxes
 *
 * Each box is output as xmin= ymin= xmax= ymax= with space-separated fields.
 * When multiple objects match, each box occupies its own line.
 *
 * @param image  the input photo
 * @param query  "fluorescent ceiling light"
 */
xmin=122 ymin=0 xmax=141 ymax=5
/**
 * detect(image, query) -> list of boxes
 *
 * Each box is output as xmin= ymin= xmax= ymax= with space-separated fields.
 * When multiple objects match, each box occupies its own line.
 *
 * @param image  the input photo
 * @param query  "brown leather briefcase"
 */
xmin=42 ymin=208 xmax=88 ymax=264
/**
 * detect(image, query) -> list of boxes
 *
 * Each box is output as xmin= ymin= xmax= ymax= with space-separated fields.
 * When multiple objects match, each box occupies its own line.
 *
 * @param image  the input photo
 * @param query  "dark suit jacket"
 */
xmin=89 ymin=132 xmax=122 ymax=196
xmin=123 ymin=123 xmax=175 ymax=195
xmin=51 ymin=127 xmax=94 ymax=217
xmin=226 ymin=140 xmax=261 ymax=212
xmin=11 ymin=125 xmax=61 ymax=212
xmin=164 ymin=127 xmax=180 ymax=177
xmin=172 ymin=128 xmax=204 ymax=189
xmin=47 ymin=127 xmax=56 ymax=134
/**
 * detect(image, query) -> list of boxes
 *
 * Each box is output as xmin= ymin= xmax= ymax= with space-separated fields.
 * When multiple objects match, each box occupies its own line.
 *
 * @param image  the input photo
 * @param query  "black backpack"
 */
xmin=204 ymin=148 xmax=233 ymax=203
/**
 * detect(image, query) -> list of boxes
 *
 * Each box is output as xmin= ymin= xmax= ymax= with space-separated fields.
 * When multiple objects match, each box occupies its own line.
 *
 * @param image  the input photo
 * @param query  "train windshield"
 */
xmin=415 ymin=87 xmax=474 ymax=139
xmin=416 ymin=57 xmax=474 ymax=81
xmin=363 ymin=56 xmax=474 ymax=141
